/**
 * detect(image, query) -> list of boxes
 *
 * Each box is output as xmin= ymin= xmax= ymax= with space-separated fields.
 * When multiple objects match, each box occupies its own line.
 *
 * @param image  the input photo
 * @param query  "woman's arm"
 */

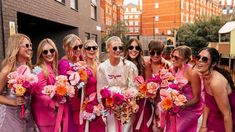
xmin=184 ymin=69 xmax=201 ymax=107
xmin=199 ymin=104 xmax=210 ymax=132
xmin=96 ymin=64 xmax=108 ymax=103
xmin=211 ymin=75 xmax=232 ymax=132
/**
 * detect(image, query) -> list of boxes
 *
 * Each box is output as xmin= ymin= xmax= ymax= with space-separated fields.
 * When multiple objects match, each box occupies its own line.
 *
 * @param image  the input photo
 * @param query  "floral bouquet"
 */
xmin=81 ymin=93 xmax=108 ymax=121
xmin=42 ymin=75 xmax=75 ymax=104
xmin=7 ymin=65 xmax=38 ymax=119
xmin=67 ymin=62 xmax=88 ymax=90
xmin=100 ymin=86 xmax=139 ymax=124
xmin=159 ymin=88 xmax=187 ymax=113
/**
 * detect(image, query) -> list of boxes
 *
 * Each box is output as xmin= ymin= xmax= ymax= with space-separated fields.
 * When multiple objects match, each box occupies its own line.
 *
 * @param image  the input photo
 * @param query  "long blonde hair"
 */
xmin=36 ymin=38 xmax=58 ymax=78
xmin=1 ymin=33 xmax=32 ymax=72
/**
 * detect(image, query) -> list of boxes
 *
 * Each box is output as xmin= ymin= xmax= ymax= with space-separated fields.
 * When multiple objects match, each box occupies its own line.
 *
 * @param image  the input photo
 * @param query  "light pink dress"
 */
xmin=31 ymin=63 xmax=57 ymax=132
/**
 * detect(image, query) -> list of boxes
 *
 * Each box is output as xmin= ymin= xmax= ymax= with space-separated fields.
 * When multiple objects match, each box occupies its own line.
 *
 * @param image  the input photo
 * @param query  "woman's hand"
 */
xmin=12 ymin=96 xmax=25 ymax=106
xmin=198 ymin=127 xmax=207 ymax=132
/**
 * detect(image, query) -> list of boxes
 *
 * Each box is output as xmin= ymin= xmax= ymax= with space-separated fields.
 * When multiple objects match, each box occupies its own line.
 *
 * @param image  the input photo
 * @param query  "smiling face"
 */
xmin=108 ymin=40 xmax=123 ymax=60
xmin=71 ymin=39 xmax=83 ymax=58
xmin=171 ymin=50 xmax=184 ymax=68
xmin=41 ymin=43 xmax=55 ymax=63
xmin=84 ymin=40 xmax=98 ymax=60
xmin=196 ymin=50 xmax=211 ymax=74
xmin=128 ymin=40 xmax=140 ymax=59
xmin=18 ymin=37 xmax=33 ymax=61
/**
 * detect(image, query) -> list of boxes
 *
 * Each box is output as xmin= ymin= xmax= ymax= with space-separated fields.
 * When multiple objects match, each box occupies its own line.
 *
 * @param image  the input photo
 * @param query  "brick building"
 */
xmin=140 ymin=0 xmax=222 ymax=49
xmin=124 ymin=2 xmax=142 ymax=39
xmin=0 ymin=0 xmax=101 ymax=62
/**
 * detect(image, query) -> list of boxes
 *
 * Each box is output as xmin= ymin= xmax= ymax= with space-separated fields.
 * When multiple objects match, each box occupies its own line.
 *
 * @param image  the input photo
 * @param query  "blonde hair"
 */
xmin=1 ymin=33 xmax=32 ymax=72
xmin=36 ymin=38 xmax=58 ymax=78
xmin=63 ymin=34 xmax=82 ymax=52
xmin=105 ymin=36 xmax=123 ymax=50
xmin=172 ymin=45 xmax=192 ymax=63
xmin=83 ymin=40 xmax=99 ymax=62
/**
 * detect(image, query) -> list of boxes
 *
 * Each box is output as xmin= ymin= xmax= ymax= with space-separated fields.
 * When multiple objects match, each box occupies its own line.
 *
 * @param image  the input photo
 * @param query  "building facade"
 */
xmin=0 ymin=0 xmax=101 ymax=62
xmin=140 ymin=0 xmax=222 ymax=49
xmin=124 ymin=3 xmax=142 ymax=39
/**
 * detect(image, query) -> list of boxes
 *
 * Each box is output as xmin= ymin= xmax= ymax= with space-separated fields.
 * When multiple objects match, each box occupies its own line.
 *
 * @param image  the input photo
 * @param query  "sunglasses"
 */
xmin=195 ymin=55 xmax=208 ymax=63
xmin=42 ymin=49 xmax=55 ymax=55
xmin=73 ymin=44 xmax=83 ymax=50
xmin=21 ymin=43 xmax=32 ymax=49
xmin=170 ymin=54 xmax=182 ymax=60
xmin=85 ymin=46 xmax=98 ymax=51
xmin=113 ymin=46 xmax=123 ymax=51
xmin=149 ymin=50 xmax=162 ymax=56
xmin=128 ymin=45 xmax=141 ymax=51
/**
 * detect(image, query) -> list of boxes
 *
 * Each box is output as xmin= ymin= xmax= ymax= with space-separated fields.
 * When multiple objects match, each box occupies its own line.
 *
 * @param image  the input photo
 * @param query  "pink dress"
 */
xmin=165 ymin=64 xmax=203 ymax=132
xmin=84 ymin=68 xmax=105 ymax=132
xmin=31 ymin=63 xmax=57 ymax=132
xmin=58 ymin=59 xmax=84 ymax=132
xmin=205 ymin=90 xmax=235 ymax=132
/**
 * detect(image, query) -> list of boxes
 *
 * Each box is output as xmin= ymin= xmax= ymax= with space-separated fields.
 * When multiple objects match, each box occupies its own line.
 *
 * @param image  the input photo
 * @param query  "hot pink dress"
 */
xmin=165 ymin=64 xmax=203 ymax=132
xmin=31 ymin=63 xmax=57 ymax=132
xmin=205 ymin=90 xmax=235 ymax=132
xmin=58 ymin=59 xmax=83 ymax=132
xmin=84 ymin=68 xmax=105 ymax=132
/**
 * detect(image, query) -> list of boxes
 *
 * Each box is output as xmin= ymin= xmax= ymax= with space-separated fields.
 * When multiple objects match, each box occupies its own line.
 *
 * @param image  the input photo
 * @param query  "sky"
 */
xmin=124 ymin=0 xmax=142 ymax=5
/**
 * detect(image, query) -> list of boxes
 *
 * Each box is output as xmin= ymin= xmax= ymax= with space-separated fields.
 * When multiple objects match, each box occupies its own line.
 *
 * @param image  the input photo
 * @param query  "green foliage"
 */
xmin=176 ymin=15 xmax=227 ymax=55
xmin=101 ymin=21 xmax=129 ymax=52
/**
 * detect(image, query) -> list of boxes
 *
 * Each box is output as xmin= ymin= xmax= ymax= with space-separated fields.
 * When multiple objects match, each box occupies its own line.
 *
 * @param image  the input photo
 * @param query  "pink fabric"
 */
xmin=58 ymin=59 xmax=84 ymax=132
xmin=31 ymin=63 xmax=57 ymax=129
xmin=205 ymin=90 xmax=235 ymax=132
xmin=165 ymin=64 xmax=203 ymax=132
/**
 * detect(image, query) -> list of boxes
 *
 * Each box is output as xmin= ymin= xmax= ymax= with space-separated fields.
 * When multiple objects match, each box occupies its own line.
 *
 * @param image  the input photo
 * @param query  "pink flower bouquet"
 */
xmin=7 ymin=65 xmax=38 ymax=119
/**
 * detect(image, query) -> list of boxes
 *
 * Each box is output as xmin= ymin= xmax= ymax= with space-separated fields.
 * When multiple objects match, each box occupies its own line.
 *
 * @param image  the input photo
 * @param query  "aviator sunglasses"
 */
xmin=128 ymin=45 xmax=141 ymax=51
xmin=149 ymin=50 xmax=162 ymax=56
xmin=85 ymin=46 xmax=98 ymax=51
xmin=42 ymin=49 xmax=55 ymax=55
xmin=73 ymin=44 xmax=83 ymax=51
xmin=112 ymin=46 xmax=123 ymax=51
xmin=195 ymin=55 xmax=208 ymax=63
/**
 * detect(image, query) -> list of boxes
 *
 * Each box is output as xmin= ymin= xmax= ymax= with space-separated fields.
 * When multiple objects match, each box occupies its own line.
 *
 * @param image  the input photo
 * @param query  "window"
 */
xmin=155 ymin=3 xmax=159 ymax=8
xmin=181 ymin=0 xmax=184 ymax=9
xmin=186 ymin=2 xmax=189 ymax=10
xmin=134 ymin=15 xmax=138 ymax=19
xmin=134 ymin=21 xmax=138 ymax=26
xmin=124 ymin=15 xmax=128 ymax=19
xmin=56 ymin=0 xmax=65 ymax=4
xmin=129 ymin=28 xmax=133 ymax=32
xmin=135 ymin=28 xmax=139 ymax=33
xmin=186 ymin=14 xmax=189 ymax=23
xmin=155 ymin=16 xmax=159 ymax=21
xmin=126 ymin=8 xmax=129 ymax=12
xmin=131 ymin=8 xmax=136 ymax=12
xmin=129 ymin=15 xmax=133 ymax=19
xmin=167 ymin=30 xmax=171 ymax=35
xmin=129 ymin=21 xmax=133 ymax=26
xmin=85 ymin=33 xmax=90 ymax=42
xmin=155 ymin=28 xmax=159 ymax=33
xmin=125 ymin=21 xmax=128 ymax=25
xmin=91 ymin=0 xmax=97 ymax=20
xmin=71 ymin=0 xmax=78 ymax=10
xmin=181 ymin=13 xmax=184 ymax=22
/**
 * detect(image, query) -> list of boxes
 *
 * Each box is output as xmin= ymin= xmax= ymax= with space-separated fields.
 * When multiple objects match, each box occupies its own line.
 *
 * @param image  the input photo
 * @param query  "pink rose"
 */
xmin=100 ymin=88 xmax=111 ymax=98
xmin=169 ymin=83 xmax=179 ymax=90
xmin=23 ymin=81 xmax=31 ymax=89
xmin=113 ymin=93 xmax=124 ymax=105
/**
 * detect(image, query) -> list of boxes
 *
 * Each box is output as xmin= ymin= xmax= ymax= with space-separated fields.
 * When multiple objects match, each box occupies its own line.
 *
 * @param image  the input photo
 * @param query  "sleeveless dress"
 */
xmin=84 ymin=68 xmax=105 ymax=132
xmin=0 ymin=89 xmax=37 ymax=132
xmin=165 ymin=64 xmax=203 ymax=132
xmin=205 ymin=90 xmax=235 ymax=132
xmin=31 ymin=63 xmax=57 ymax=132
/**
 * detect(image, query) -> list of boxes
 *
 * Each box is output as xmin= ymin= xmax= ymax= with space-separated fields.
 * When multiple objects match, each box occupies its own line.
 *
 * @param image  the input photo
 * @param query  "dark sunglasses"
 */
xmin=42 ymin=49 xmax=55 ymax=55
xmin=195 ymin=55 xmax=208 ymax=63
xmin=170 ymin=54 xmax=182 ymax=60
xmin=149 ymin=50 xmax=162 ymax=56
xmin=85 ymin=46 xmax=98 ymax=51
xmin=113 ymin=46 xmax=123 ymax=51
xmin=73 ymin=44 xmax=83 ymax=50
xmin=21 ymin=43 xmax=32 ymax=49
xmin=128 ymin=45 xmax=141 ymax=51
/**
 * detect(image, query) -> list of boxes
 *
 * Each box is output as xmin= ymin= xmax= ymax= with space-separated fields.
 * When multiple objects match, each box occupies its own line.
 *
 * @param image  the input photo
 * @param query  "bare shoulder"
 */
xmin=210 ymin=71 xmax=227 ymax=93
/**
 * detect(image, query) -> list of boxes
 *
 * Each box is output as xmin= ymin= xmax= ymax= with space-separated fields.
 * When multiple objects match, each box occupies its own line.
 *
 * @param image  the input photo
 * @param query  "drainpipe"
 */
xmin=0 ymin=0 xmax=5 ymax=57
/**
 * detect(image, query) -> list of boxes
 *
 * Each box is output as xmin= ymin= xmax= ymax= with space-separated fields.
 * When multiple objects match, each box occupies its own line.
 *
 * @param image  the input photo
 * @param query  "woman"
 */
xmin=82 ymin=40 xmax=105 ymax=132
xmin=58 ymin=34 xmax=85 ymax=132
xmin=165 ymin=45 xmax=202 ymax=132
xmin=0 ymin=33 xmax=36 ymax=132
xmin=197 ymin=47 xmax=235 ymax=132
xmin=31 ymin=38 xmax=58 ymax=132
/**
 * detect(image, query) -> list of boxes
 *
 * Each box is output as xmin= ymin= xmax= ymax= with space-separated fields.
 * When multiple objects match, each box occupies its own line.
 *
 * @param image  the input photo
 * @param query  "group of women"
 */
xmin=0 ymin=33 xmax=234 ymax=132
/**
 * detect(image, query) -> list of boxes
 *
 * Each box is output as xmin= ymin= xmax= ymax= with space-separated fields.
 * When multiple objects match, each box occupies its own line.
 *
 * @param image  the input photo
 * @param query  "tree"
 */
xmin=101 ymin=21 xmax=129 ymax=52
xmin=176 ymin=15 xmax=227 ymax=55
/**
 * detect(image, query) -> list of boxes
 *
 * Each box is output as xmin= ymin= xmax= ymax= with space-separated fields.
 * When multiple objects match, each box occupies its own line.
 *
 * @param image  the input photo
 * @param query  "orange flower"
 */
xmin=106 ymin=97 xmax=113 ymax=107
xmin=139 ymin=83 xmax=147 ymax=94
xmin=168 ymin=75 xmax=175 ymax=81
xmin=79 ymin=69 xmax=88 ymax=81
xmin=56 ymin=85 xmax=67 ymax=96
xmin=15 ymin=85 xmax=26 ymax=96
xmin=161 ymin=97 xmax=173 ymax=110
xmin=82 ymin=98 xmax=89 ymax=111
